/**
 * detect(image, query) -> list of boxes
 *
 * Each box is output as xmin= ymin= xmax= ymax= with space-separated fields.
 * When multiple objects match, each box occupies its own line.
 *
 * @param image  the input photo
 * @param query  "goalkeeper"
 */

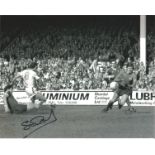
xmin=3 ymin=84 xmax=36 ymax=114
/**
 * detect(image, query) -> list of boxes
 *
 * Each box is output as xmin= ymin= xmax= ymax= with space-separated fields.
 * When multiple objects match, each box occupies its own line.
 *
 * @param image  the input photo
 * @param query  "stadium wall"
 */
xmin=0 ymin=90 xmax=155 ymax=106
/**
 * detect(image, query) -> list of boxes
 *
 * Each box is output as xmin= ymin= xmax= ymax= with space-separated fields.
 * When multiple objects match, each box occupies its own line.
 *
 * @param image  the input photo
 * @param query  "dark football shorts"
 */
xmin=115 ymin=84 xmax=132 ymax=96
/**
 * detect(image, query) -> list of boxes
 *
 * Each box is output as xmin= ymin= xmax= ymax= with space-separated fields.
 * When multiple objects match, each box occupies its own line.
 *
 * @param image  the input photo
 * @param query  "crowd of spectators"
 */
xmin=0 ymin=17 xmax=155 ymax=91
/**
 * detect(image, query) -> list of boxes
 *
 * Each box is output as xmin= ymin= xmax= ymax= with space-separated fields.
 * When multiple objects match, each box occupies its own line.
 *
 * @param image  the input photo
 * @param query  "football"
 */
xmin=110 ymin=81 xmax=118 ymax=90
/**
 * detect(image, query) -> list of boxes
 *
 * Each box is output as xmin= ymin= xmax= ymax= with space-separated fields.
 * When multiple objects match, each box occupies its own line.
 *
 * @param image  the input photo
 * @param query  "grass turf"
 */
xmin=0 ymin=105 xmax=154 ymax=138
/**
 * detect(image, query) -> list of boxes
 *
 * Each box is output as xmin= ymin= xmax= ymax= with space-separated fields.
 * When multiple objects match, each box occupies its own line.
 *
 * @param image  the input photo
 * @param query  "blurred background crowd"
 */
xmin=0 ymin=16 xmax=155 ymax=91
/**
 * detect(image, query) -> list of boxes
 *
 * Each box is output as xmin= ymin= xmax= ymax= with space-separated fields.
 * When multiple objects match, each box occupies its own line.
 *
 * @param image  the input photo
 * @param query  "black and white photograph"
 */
xmin=0 ymin=15 xmax=154 ymax=138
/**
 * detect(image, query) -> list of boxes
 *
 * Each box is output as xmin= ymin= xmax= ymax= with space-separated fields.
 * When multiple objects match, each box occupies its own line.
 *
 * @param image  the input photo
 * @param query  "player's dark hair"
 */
xmin=127 ymin=63 xmax=134 ymax=68
xmin=29 ymin=62 xmax=37 ymax=69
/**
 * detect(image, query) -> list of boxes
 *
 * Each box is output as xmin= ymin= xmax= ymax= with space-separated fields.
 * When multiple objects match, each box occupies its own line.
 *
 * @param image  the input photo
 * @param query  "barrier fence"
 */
xmin=0 ymin=90 xmax=155 ymax=106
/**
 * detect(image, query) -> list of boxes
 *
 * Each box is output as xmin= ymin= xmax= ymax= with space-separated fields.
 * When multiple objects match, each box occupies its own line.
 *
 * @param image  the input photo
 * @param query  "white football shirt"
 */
xmin=18 ymin=69 xmax=39 ymax=88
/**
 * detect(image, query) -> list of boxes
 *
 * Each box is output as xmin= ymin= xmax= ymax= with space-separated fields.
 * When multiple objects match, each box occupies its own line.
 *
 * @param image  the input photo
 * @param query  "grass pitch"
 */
xmin=0 ymin=105 xmax=154 ymax=138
